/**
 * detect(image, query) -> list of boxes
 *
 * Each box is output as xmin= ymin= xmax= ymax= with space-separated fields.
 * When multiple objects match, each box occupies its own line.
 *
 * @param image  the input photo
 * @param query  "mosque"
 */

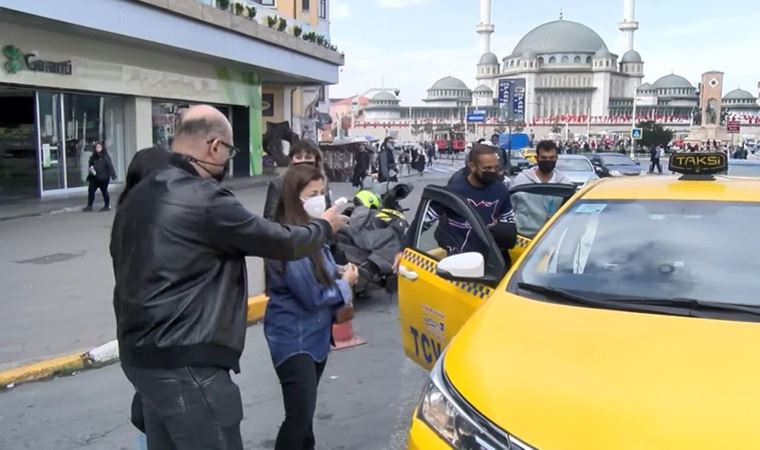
xmin=334 ymin=0 xmax=760 ymax=139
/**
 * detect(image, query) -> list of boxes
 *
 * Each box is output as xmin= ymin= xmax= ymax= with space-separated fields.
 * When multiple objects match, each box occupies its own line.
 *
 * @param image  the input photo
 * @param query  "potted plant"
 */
xmin=233 ymin=2 xmax=244 ymax=16
xmin=217 ymin=0 xmax=230 ymax=11
xmin=266 ymin=15 xmax=278 ymax=28
xmin=245 ymin=5 xmax=256 ymax=19
xmin=293 ymin=25 xmax=303 ymax=38
xmin=315 ymin=34 xmax=325 ymax=45
xmin=277 ymin=17 xmax=287 ymax=31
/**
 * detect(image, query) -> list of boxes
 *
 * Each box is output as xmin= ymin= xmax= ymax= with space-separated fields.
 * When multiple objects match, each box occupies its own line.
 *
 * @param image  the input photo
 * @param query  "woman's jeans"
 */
xmin=87 ymin=179 xmax=110 ymax=207
xmin=274 ymin=354 xmax=327 ymax=450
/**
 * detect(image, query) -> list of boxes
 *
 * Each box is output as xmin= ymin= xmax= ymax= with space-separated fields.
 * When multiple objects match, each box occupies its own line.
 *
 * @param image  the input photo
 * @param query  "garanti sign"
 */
xmin=3 ymin=45 xmax=72 ymax=76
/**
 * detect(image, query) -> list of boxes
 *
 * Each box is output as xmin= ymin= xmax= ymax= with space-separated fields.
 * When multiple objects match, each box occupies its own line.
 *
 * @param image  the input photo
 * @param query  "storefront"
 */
xmin=0 ymin=18 xmax=264 ymax=201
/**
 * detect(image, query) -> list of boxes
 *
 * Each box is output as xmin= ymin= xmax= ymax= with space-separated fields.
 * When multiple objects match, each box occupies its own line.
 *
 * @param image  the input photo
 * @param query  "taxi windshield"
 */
xmin=514 ymin=200 xmax=760 ymax=306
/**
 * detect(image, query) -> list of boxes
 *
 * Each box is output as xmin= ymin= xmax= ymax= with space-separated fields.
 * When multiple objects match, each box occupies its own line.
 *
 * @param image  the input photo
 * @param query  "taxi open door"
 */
xmin=398 ymin=184 xmax=577 ymax=370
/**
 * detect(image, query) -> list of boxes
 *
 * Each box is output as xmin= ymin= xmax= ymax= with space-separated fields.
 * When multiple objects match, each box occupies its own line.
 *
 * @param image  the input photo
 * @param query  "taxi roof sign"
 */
xmin=669 ymin=152 xmax=728 ymax=177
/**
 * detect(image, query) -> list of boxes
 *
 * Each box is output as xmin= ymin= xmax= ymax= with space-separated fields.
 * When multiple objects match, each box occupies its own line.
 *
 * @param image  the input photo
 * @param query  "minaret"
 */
xmin=619 ymin=0 xmax=639 ymax=52
xmin=477 ymin=0 xmax=495 ymax=55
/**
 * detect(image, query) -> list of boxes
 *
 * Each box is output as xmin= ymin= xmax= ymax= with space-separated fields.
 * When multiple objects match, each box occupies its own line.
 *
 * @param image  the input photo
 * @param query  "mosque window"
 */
xmin=538 ymin=57 xmax=544 ymax=65
xmin=586 ymin=56 xmax=592 ymax=64
xmin=574 ymin=56 xmax=581 ymax=64
xmin=549 ymin=56 xmax=557 ymax=64
xmin=561 ymin=56 xmax=569 ymax=63
xmin=605 ymin=60 xmax=610 ymax=67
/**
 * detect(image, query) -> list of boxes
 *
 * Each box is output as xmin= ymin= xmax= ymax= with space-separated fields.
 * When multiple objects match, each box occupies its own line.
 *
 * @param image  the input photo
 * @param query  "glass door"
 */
xmin=37 ymin=91 xmax=65 ymax=192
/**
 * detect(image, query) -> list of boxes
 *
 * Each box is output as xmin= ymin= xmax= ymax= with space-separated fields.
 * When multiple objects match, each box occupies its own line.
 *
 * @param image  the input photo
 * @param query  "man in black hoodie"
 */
xmin=112 ymin=105 xmax=346 ymax=450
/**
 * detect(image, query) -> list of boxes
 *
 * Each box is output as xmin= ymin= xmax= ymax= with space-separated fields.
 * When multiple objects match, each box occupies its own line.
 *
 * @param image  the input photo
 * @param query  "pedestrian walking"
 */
xmin=265 ymin=164 xmax=359 ymax=450
xmin=83 ymin=142 xmax=116 ymax=211
xmin=377 ymin=137 xmax=398 ymax=183
xmin=111 ymin=105 xmax=347 ymax=450
xmin=263 ymin=139 xmax=332 ymax=220
xmin=426 ymin=141 xmax=435 ymax=168
xmin=649 ymin=145 xmax=663 ymax=174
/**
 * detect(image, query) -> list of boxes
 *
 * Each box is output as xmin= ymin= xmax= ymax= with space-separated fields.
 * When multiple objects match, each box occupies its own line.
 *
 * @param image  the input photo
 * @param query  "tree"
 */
xmin=637 ymin=120 xmax=673 ymax=149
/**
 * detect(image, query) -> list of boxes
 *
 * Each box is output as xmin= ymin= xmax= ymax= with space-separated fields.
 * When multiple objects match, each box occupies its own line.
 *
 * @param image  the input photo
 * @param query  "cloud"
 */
xmin=376 ymin=0 xmax=433 ymax=8
xmin=331 ymin=0 xmax=351 ymax=19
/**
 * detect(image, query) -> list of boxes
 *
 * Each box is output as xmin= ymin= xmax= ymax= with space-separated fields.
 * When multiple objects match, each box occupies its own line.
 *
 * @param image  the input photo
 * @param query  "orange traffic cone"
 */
xmin=331 ymin=320 xmax=367 ymax=351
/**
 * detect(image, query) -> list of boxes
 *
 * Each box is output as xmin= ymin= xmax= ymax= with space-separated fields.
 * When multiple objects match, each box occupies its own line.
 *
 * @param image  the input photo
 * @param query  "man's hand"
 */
xmin=320 ymin=206 xmax=349 ymax=233
xmin=392 ymin=252 xmax=403 ymax=273
xmin=342 ymin=263 xmax=359 ymax=286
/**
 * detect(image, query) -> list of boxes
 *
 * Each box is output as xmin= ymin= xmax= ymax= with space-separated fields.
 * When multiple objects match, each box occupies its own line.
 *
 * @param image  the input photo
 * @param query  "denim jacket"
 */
xmin=264 ymin=247 xmax=352 ymax=367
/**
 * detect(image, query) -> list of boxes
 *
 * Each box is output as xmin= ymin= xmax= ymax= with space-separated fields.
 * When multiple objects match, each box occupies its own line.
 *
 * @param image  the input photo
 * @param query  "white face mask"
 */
xmin=301 ymin=195 xmax=327 ymax=219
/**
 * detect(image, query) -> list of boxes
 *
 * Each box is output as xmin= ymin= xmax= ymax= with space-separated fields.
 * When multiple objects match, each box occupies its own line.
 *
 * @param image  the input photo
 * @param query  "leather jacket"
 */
xmin=111 ymin=154 xmax=331 ymax=372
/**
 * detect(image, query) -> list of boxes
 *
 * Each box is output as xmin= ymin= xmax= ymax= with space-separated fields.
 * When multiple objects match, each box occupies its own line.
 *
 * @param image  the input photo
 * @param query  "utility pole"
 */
xmin=630 ymin=95 xmax=638 ymax=160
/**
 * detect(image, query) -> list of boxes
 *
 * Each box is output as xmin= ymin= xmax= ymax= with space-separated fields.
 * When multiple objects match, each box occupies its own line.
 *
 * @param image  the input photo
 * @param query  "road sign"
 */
xmin=466 ymin=111 xmax=486 ymax=123
xmin=727 ymin=121 xmax=741 ymax=134
xmin=631 ymin=128 xmax=643 ymax=140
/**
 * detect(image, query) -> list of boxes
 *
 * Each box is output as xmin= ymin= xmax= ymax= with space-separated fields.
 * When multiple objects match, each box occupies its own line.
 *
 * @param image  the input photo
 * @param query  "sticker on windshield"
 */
xmin=573 ymin=203 xmax=607 ymax=215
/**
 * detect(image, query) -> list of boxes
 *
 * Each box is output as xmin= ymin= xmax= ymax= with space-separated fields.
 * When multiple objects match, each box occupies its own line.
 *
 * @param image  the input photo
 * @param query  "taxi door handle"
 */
xmin=398 ymin=265 xmax=418 ymax=281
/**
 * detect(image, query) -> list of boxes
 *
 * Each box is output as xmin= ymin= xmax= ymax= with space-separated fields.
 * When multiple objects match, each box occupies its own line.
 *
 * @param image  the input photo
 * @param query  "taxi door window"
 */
xmin=413 ymin=199 xmax=489 ymax=261
xmin=510 ymin=191 xmax=566 ymax=238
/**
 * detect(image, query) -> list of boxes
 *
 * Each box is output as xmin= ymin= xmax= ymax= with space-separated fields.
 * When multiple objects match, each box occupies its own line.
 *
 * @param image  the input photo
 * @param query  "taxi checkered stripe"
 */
xmin=403 ymin=250 xmax=493 ymax=300
xmin=516 ymin=236 xmax=531 ymax=249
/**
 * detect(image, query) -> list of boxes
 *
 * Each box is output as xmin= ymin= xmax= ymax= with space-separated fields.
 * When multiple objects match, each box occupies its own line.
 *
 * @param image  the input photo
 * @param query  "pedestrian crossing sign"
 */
xmin=631 ymin=128 xmax=643 ymax=140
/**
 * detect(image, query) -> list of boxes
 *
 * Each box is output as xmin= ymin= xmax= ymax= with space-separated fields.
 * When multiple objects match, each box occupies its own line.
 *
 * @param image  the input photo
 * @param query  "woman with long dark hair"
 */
xmin=264 ymin=164 xmax=357 ymax=450
xmin=263 ymin=139 xmax=332 ymax=220
xmin=83 ymin=141 xmax=116 ymax=211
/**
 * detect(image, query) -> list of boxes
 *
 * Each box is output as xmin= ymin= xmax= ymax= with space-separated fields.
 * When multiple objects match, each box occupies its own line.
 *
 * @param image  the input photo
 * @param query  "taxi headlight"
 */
xmin=417 ymin=356 xmax=536 ymax=450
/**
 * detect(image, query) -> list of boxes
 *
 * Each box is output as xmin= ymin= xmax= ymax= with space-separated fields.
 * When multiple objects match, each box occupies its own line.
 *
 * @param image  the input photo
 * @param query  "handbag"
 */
xmin=334 ymin=304 xmax=355 ymax=324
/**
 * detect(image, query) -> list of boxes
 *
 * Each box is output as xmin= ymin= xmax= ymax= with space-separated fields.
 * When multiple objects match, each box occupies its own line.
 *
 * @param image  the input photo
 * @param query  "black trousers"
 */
xmin=274 ymin=354 xmax=327 ymax=450
xmin=122 ymin=364 xmax=243 ymax=450
xmin=87 ymin=179 xmax=110 ymax=207
xmin=649 ymin=159 xmax=662 ymax=174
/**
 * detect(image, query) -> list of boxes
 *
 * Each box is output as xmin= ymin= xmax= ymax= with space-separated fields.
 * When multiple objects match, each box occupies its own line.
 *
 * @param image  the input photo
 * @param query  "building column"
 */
xmin=124 ymin=96 xmax=153 ymax=165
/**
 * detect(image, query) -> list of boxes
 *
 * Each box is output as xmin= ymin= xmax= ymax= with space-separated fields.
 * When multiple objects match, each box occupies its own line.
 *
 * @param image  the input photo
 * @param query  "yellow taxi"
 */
xmin=397 ymin=153 xmax=760 ymax=449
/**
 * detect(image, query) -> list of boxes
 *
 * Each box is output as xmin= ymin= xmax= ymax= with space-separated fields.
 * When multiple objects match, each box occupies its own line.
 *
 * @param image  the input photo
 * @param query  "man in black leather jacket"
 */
xmin=111 ymin=105 xmax=346 ymax=450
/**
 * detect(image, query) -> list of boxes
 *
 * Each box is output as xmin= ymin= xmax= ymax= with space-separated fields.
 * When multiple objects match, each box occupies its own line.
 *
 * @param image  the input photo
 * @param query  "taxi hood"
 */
xmin=444 ymin=293 xmax=760 ymax=449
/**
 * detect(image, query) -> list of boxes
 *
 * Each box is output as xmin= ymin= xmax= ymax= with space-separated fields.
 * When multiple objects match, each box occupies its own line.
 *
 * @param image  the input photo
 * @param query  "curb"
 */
xmin=0 ymin=294 xmax=269 ymax=391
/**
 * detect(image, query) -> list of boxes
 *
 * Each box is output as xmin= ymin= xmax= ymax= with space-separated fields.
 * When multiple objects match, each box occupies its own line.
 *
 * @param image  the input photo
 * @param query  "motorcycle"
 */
xmin=334 ymin=181 xmax=413 ymax=295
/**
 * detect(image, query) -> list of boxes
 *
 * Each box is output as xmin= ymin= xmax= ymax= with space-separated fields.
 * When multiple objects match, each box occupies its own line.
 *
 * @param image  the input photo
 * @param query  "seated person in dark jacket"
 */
xmin=111 ymin=105 xmax=347 ymax=450
xmin=263 ymin=139 xmax=332 ymax=220
xmin=395 ymin=145 xmax=516 ymax=267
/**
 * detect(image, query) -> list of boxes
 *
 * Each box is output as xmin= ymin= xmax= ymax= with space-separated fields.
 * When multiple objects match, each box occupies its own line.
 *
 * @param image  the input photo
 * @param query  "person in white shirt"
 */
xmin=508 ymin=140 xmax=571 ymax=237
xmin=510 ymin=140 xmax=571 ymax=188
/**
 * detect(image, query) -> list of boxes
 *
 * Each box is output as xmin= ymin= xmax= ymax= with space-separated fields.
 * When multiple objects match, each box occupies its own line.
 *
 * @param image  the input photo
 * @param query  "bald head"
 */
xmin=172 ymin=105 xmax=235 ymax=179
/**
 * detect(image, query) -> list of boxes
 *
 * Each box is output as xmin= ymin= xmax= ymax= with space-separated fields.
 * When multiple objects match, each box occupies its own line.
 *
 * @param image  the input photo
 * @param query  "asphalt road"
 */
xmin=0 ymin=167 xmax=456 ymax=449
xmin=0 ymin=164 xmax=456 ymax=370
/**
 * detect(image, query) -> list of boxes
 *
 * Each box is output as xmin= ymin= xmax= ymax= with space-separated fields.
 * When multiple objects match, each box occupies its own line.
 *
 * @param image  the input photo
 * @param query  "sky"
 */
xmin=328 ymin=0 xmax=760 ymax=105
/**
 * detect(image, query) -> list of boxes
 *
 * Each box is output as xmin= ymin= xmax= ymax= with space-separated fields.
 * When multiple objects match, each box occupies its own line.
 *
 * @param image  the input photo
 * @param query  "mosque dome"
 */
xmin=724 ymin=88 xmax=754 ymax=100
xmin=512 ymin=20 xmax=608 ymax=55
xmin=621 ymin=49 xmax=642 ymax=63
xmin=652 ymin=74 xmax=694 ymax=90
xmin=429 ymin=76 xmax=470 ymax=91
xmin=479 ymin=52 xmax=499 ymax=65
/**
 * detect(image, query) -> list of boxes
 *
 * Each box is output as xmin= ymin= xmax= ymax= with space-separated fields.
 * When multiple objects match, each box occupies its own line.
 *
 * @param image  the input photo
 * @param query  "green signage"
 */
xmin=3 ymin=45 xmax=72 ymax=76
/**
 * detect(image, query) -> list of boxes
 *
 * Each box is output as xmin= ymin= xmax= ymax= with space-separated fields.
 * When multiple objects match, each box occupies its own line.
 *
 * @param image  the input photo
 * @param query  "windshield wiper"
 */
xmin=516 ymin=283 xmax=691 ymax=316
xmin=610 ymin=297 xmax=760 ymax=317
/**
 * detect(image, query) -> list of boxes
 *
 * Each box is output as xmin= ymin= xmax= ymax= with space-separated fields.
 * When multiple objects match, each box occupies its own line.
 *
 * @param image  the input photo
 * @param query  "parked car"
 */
xmin=590 ymin=152 xmax=642 ymax=177
xmin=557 ymin=155 xmax=599 ymax=187
xmin=728 ymin=159 xmax=760 ymax=177
xmin=507 ymin=150 xmax=531 ymax=175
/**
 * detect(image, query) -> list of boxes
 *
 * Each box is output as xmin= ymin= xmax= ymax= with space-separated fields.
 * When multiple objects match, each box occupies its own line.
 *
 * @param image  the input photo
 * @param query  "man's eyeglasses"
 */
xmin=207 ymin=139 xmax=241 ymax=159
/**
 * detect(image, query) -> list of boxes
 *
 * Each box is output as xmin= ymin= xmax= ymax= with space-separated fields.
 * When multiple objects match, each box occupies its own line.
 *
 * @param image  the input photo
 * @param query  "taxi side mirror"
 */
xmin=594 ymin=166 xmax=604 ymax=174
xmin=436 ymin=252 xmax=485 ymax=281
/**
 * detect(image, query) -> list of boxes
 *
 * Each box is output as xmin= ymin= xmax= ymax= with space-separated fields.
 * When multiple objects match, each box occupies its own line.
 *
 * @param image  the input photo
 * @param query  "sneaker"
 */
xmin=82 ymin=206 xmax=93 ymax=212
xmin=100 ymin=205 xmax=111 ymax=212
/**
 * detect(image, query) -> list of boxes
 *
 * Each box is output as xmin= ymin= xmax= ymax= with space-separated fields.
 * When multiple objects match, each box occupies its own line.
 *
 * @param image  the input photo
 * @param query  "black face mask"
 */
xmin=185 ymin=155 xmax=229 ymax=183
xmin=537 ymin=160 xmax=557 ymax=175
xmin=475 ymin=170 xmax=501 ymax=185
xmin=292 ymin=160 xmax=316 ymax=167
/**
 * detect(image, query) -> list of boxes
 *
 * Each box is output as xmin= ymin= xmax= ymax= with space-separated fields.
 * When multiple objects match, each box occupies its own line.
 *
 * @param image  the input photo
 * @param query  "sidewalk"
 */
xmin=0 ymin=176 xmax=275 ymax=374
xmin=0 ymin=174 xmax=277 ymax=221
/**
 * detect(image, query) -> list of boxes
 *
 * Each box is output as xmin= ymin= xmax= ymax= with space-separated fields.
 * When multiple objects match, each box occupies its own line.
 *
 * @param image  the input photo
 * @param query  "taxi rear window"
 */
xmin=513 ymin=200 xmax=760 ymax=306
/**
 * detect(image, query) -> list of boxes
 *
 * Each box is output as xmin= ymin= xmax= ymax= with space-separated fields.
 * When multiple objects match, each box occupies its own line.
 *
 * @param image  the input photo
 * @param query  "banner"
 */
xmin=497 ymin=78 xmax=526 ymax=122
